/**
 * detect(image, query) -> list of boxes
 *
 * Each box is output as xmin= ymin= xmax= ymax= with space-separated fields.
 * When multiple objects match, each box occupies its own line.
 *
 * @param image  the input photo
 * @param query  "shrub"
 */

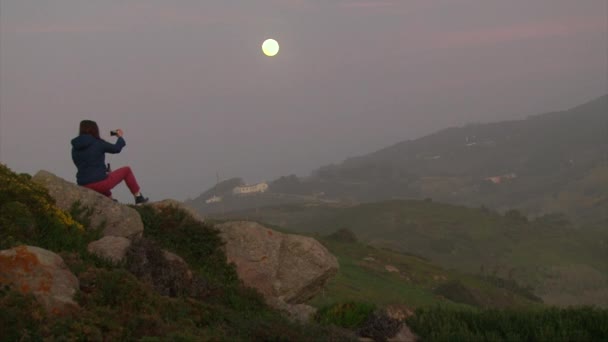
xmin=0 ymin=285 xmax=45 ymax=341
xmin=0 ymin=164 xmax=86 ymax=252
xmin=126 ymin=237 xmax=211 ymax=298
xmin=482 ymin=274 xmax=542 ymax=303
xmin=434 ymin=280 xmax=481 ymax=307
xmin=133 ymin=205 xmax=231 ymax=280
xmin=407 ymin=306 xmax=608 ymax=341
xmin=357 ymin=310 xmax=402 ymax=342
xmin=132 ymin=205 xmax=268 ymax=311
xmin=315 ymin=302 xmax=376 ymax=329
xmin=328 ymin=228 xmax=359 ymax=243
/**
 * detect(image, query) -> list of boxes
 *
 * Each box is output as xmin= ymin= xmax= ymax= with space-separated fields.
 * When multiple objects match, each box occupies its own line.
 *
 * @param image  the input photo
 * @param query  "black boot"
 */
xmin=135 ymin=193 xmax=149 ymax=205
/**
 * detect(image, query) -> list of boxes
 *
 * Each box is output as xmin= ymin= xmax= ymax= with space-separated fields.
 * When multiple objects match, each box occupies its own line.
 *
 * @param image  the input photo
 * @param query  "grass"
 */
xmin=407 ymin=306 xmax=608 ymax=341
xmin=214 ymin=200 xmax=608 ymax=306
xmin=315 ymin=302 xmax=376 ymax=329
xmin=308 ymin=238 xmax=540 ymax=311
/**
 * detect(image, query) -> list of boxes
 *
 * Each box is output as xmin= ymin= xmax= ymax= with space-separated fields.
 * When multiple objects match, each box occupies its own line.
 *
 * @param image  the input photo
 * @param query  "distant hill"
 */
xmin=303 ymin=94 xmax=608 ymax=224
xmin=189 ymin=95 xmax=608 ymax=225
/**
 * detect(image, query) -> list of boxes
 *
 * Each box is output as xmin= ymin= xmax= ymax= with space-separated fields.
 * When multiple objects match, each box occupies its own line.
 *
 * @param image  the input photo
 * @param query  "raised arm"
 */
xmin=103 ymin=136 xmax=126 ymax=154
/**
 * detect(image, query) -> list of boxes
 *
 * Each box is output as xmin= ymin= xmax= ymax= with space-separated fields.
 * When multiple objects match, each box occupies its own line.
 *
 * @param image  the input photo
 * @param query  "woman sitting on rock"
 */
xmin=71 ymin=120 xmax=149 ymax=204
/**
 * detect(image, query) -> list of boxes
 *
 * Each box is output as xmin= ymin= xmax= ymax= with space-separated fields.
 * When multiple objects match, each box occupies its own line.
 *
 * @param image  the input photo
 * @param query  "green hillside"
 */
xmin=309 ymin=236 xmax=541 ymax=310
xmin=212 ymin=200 xmax=608 ymax=307
xmin=306 ymin=95 xmax=608 ymax=225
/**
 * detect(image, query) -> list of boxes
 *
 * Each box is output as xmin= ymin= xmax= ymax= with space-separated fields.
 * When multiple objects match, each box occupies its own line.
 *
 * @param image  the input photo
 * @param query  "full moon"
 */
xmin=262 ymin=39 xmax=280 ymax=57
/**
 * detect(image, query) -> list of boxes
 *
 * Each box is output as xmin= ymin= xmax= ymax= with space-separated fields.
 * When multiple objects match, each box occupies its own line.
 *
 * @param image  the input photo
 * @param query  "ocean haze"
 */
xmin=0 ymin=0 xmax=606 ymax=202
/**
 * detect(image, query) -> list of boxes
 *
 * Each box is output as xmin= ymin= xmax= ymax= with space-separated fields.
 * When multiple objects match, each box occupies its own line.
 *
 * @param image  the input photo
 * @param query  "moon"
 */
xmin=262 ymin=39 xmax=280 ymax=57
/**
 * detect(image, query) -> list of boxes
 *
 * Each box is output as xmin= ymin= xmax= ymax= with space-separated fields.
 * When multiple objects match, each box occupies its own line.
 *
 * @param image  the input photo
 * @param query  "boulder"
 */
xmin=384 ymin=304 xmax=415 ymax=321
xmin=32 ymin=170 xmax=143 ymax=239
xmin=385 ymin=265 xmax=399 ymax=273
xmin=87 ymin=236 xmax=132 ymax=264
xmin=388 ymin=325 xmax=418 ymax=342
xmin=0 ymin=245 xmax=79 ymax=315
xmin=149 ymin=199 xmax=205 ymax=223
xmin=385 ymin=305 xmax=418 ymax=342
xmin=215 ymin=221 xmax=339 ymax=304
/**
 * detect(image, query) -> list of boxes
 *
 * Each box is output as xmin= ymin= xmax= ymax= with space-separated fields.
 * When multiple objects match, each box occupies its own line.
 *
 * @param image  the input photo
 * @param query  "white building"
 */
xmin=205 ymin=195 xmax=222 ymax=204
xmin=233 ymin=182 xmax=269 ymax=195
xmin=485 ymin=173 xmax=517 ymax=184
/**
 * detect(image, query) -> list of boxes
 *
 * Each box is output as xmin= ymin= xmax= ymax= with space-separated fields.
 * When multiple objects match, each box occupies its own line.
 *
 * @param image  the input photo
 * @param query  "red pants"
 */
xmin=84 ymin=166 xmax=140 ymax=197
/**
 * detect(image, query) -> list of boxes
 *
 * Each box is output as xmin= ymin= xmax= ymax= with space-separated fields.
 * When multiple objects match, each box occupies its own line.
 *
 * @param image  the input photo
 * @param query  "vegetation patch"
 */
xmin=315 ymin=302 xmax=376 ymax=329
xmin=357 ymin=309 xmax=402 ymax=342
xmin=0 ymin=285 xmax=45 ymax=341
xmin=434 ymin=280 xmax=482 ymax=307
xmin=132 ymin=205 xmax=244 ymax=307
xmin=0 ymin=164 xmax=87 ymax=252
xmin=221 ymin=199 xmax=608 ymax=306
xmin=407 ymin=306 xmax=608 ymax=341
xmin=328 ymin=228 xmax=359 ymax=243
xmin=0 ymin=165 xmax=355 ymax=340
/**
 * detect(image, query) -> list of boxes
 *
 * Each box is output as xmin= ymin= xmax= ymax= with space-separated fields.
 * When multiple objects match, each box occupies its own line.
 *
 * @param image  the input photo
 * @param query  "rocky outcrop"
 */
xmin=32 ymin=170 xmax=143 ymax=239
xmin=87 ymin=236 xmax=132 ymax=264
xmin=0 ymin=245 xmax=79 ymax=315
xmin=215 ymin=221 xmax=339 ymax=305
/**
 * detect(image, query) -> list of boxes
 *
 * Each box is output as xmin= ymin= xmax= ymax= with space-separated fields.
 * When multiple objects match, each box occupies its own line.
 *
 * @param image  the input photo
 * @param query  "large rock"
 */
xmin=32 ymin=170 xmax=143 ymax=239
xmin=0 ymin=245 xmax=79 ymax=315
xmin=87 ymin=236 xmax=132 ymax=264
xmin=215 ymin=221 xmax=339 ymax=304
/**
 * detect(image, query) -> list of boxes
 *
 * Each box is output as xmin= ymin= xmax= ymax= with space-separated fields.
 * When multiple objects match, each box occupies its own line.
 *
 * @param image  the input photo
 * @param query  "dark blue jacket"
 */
xmin=71 ymin=134 xmax=126 ymax=185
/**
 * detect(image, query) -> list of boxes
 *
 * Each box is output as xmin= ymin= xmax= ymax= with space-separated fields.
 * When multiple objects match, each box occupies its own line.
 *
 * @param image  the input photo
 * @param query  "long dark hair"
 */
xmin=79 ymin=120 xmax=101 ymax=139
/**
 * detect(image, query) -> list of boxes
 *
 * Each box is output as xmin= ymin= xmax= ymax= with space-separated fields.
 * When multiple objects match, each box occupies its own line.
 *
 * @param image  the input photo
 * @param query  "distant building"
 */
xmin=233 ymin=182 xmax=269 ymax=195
xmin=485 ymin=173 xmax=517 ymax=184
xmin=205 ymin=196 xmax=222 ymax=204
xmin=486 ymin=176 xmax=502 ymax=184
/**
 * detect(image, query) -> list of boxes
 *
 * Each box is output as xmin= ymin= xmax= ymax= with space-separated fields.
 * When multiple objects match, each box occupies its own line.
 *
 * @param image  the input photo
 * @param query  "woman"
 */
xmin=71 ymin=120 xmax=149 ymax=204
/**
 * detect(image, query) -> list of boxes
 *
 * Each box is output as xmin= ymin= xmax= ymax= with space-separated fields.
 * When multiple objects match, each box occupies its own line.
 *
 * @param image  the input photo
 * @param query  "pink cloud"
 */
xmin=10 ymin=24 xmax=119 ymax=34
xmin=6 ymin=3 xmax=249 ymax=36
xmin=434 ymin=17 xmax=606 ymax=49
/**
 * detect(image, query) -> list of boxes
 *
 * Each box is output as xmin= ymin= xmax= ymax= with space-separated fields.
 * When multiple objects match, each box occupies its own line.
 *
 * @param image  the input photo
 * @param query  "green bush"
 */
xmin=407 ymin=306 xmax=608 ymax=341
xmin=132 ymin=205 xmax=252 ymax=308
xmin=0 ymin=285 xmax=45 ymax=341
xmin=434 ymin=281 xmax=481 ymax=307
xmin=0 ymin=164 xmax=88 ymax=252
xmin=315 ymin=302 xmax=377 ymax=329
xmin=357 ymin=310 xmax=402 ymax=341
xmin=328 ymin=228 xmax=358 ymax=243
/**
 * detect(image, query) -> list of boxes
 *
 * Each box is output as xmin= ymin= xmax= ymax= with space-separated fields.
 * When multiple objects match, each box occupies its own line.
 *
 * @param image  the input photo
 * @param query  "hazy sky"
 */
xmin=1 ymin=0 xmax=606 ymax=201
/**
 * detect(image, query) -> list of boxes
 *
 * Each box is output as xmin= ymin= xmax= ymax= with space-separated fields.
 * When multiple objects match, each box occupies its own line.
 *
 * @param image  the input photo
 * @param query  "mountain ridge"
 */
xmin=189 ymin=94 xmax=608 ymax=224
